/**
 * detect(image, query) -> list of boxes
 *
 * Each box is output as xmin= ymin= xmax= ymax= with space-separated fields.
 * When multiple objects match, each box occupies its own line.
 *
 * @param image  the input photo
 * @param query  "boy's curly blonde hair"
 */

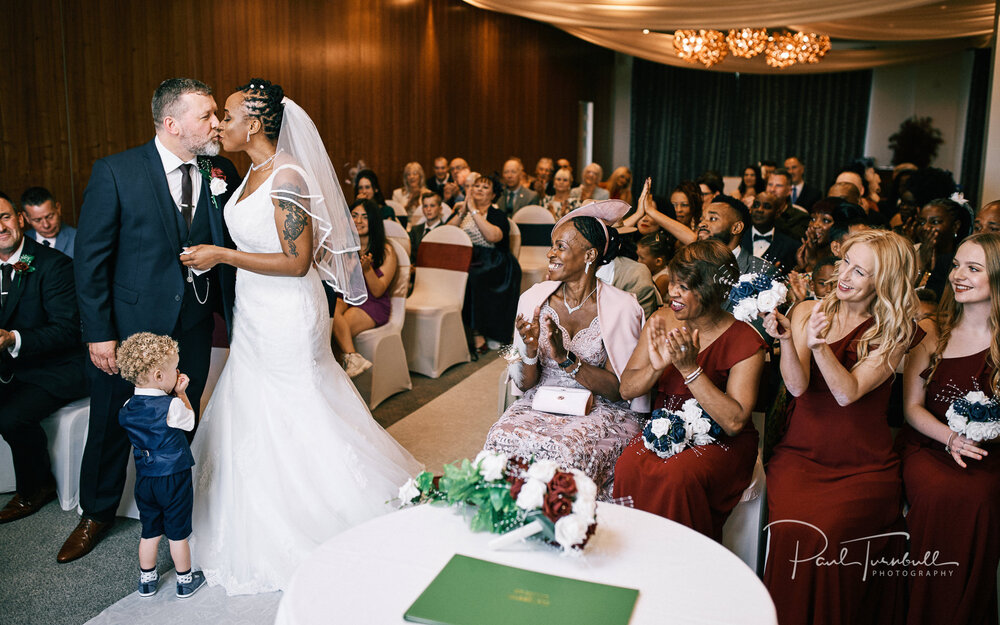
xmin=117 ymin=332 xmax=179 ymax=386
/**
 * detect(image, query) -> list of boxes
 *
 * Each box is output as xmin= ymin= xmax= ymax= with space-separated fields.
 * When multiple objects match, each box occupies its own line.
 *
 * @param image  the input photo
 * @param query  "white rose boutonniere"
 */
xmin=210 ymin=177 xmax=228 ymax=196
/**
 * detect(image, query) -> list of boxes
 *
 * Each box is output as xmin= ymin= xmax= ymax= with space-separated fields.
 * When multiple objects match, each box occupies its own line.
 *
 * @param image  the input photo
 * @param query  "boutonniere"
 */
xmin=12 ymin=254 xmax=36 ymax=276
xmin=197 ymin=158 xmax=226 ymax=211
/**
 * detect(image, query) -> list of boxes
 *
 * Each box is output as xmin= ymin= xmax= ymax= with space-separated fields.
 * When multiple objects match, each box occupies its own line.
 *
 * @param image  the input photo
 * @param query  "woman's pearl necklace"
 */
xmin=250 ymin=149 xmax=281 ymax=172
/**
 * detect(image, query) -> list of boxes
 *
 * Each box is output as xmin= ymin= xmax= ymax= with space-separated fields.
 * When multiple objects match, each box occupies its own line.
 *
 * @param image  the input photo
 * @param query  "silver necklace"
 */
xmin=563 ymin=283 xmax=597 ymax=314
xmin=250 ymin=149 xmax=281 ymax=171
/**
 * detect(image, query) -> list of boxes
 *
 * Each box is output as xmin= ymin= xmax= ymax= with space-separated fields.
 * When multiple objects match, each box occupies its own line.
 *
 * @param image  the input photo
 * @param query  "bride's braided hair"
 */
xmin=238 ymin=78 xmax=284 ymax=141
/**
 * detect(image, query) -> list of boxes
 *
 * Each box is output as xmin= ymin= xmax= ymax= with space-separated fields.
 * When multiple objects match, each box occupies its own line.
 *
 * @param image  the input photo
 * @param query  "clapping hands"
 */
xmin=646 ymin=316 xmax=699 ymax=374
xmin=805 ymin=306 xmax=830 ymax=349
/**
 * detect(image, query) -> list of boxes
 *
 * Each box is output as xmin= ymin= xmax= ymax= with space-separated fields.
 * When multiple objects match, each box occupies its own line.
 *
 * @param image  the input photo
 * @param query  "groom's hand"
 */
xmin=181 ymin=245 xmax=223 ymax=271
xmin=89 ymin=340 xmax=119 ymax=375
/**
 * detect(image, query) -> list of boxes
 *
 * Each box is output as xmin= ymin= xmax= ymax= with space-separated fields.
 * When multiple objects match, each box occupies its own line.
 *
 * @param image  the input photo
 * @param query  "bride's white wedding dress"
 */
xmin=190 ymin=162 xmax=422 ymax=595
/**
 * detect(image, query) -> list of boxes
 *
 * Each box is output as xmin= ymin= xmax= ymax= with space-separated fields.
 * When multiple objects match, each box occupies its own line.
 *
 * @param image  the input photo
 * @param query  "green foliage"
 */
xmin=889 ymin=116 xmax=943 ymax=169
xmin=411 ymin=459 xmax=525 ymax=535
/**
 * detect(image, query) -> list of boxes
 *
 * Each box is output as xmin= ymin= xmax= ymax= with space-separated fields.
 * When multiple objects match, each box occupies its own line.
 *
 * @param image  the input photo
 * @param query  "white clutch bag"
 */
xmin=531 ymin=386 xmax=594 ymax=416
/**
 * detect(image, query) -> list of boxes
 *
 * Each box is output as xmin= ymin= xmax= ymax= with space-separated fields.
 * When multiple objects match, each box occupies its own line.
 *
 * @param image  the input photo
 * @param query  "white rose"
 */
xmin=737 ymin=273 xmax=757 ymax=285
xmin=733 ymin=298 xmax=759 ymax=323
xmin=570 ymin=469 xmax=598 ymax=519
xmin=688 ymin=416 xmax=712 ymax=436
xmin=210 ymin=177 xmax=227 ymax=196
xmin=692 ymin=433 xmax=716 ymax=446
xmin=398 ymin=478 xmax=420 ymax=504
xmin=669 ymin=441 xmax=688 ymax=456
xmin=965 ymin=391 xmax=990 ymax=405
xmin=946 ymin=405 xmax=968 ymax=433
xmin=526 ymin=459 xmax=559 ymax=483
xmin=756 ymin=284 xmax=787 ymax=313
xmin=554 ymin=513 xmax=590 ymax=550
xmin=475 ymin=450 xmax=508 ymax=482
xmin=650 ymin=416 xmax=672 ymax=438
xmin=515 ymin=478 xmax=547 ymax=510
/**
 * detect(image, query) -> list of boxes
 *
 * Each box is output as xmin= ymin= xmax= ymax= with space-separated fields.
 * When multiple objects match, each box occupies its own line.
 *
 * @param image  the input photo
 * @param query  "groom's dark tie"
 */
xmin=180 ymin=163 xmax=194 ymax=228
xmin=0 ymin=263 xmax=11 ymax=309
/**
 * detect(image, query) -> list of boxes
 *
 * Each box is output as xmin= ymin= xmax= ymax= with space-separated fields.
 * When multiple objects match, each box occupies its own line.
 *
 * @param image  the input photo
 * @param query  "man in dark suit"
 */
xmin=784 ymin=156 xmax=822 ymax=211
xmin=408 ymin=191 xmax=448 ymax=262
xmin=742 ymin=191 xmax=798 ymax=274
xmin=59 ymin=78 xmax=239 ymax=563
xmin=20 ymin=187 xmax=77 ymax=258
xmin=425 ymin=156 xmax=451 ymax=197
xmin=497 ymin=158 xmax=538 ymax=216
xmin=0 ymin=191 xmax=88 ymax=523
xmin=767 ymin=168 xmax=810 ymax=241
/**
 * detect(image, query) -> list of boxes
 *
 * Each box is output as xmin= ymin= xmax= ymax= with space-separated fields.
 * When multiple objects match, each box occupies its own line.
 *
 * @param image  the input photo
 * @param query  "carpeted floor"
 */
xmin=0 ymin=354 xmax=506 ymax=625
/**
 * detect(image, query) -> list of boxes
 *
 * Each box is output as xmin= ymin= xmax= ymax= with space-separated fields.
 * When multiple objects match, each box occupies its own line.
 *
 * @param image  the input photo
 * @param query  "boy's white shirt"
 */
xmin=129 ymin=387 xmax=196 ymax=432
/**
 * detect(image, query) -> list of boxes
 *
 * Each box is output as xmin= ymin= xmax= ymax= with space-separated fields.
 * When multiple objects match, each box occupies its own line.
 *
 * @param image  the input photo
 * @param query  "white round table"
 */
xmin=275 ymin=502 xmax=777 ymax=624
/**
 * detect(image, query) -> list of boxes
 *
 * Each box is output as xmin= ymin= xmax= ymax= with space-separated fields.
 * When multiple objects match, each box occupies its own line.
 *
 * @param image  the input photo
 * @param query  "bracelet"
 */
xmin=683 ymin=367 xmax=703 ymax=385
xmin=567 ymin=358 xmax=584 ymax=377
xmin=521 ymin=352 xmax=538 ymax=366
xmin=558 ymin=352 xmax=577 ymax=369
xmin=945 ymin=431 xmax=958 ymax=452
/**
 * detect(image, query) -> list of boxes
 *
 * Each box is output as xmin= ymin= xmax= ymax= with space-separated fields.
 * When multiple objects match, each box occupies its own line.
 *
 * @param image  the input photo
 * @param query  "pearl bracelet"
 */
xmin=683 ymin=367 xmax=703 ymax=385
xmin=521 ymin=352 xmax=538 ymax=365
xmin=567 ymin=358 xmax=583 ymax=377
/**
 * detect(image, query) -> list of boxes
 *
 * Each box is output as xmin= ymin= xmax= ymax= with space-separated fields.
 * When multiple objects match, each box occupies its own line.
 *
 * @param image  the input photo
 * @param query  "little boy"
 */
xmin=117 ymin=332 xmax=205 ymax=598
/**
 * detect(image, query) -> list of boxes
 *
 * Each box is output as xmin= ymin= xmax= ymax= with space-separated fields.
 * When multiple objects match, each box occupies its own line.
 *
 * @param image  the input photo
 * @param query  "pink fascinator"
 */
xmin=553 ymin=199 xmax=631 ymax=255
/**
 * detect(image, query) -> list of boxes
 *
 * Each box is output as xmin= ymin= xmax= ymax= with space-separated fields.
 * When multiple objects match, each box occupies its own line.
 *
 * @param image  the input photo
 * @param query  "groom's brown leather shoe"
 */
xmin=57 ymin=517 xmax=113 ymax=563
xmin=0 ymin=481 xmax=57 ymax=524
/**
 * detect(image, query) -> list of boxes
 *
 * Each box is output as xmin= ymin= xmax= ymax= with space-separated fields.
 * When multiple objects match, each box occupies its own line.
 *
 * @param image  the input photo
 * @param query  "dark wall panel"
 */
xmin=1 ymin=0 xmax=614 ymax=224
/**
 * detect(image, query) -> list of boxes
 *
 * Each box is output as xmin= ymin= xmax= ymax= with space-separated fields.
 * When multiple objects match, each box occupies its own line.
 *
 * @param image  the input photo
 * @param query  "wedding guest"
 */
xmin=914 ymin=286 xmax=939 ymax=320
xmin=827 ymin=181 xmax=862 ymax=206
xmin=529 ymin=157 xmax=555 ymax=198
xmin=425 ymin=156 xmax=451 ymax=197
xmin=603 ymin=166 xmax=633 ymax=205
xmin=484 ymin=201 xmax=647 ymax=490
xmin=794 ymin=200 xmax=866 ymax=274
xmin=497 ymin=158 xmax=538 ymax=216
xmin=622 ymin=178 xmax=696 ymax=249
xmin=571 ymin=163 xmax=609 ymax=203
xmin=758 ymin=159 xmax=777 ymax=183
xmin=115 ymin=332 xmax=205 ymax=598
xmin=333 ymin=199 xmax=397 ymax=378
xmin=742 ymin=191 xmax=797 ymax=274
xmin=767 ymin=168 xmax=809 ymax=241
xmin=895 ymin=167 xmax=956 ymax=239
xmin=671 ymin=181 xmax=702 ymax=230
xmin=445 ymin=157 xmax=470 ymax=205
xmin=20 ymin=187 xmax=76 ymax=257
xmin=408 ymin=191 xmax=447 ymax=261
xmin=735 ymin=164 xmax=765 ymax=203
xmin=353 ymin=169 xmax=393 ymax=221
xmin=916 ymin=197 xmax=973 ymax=298
xmin=0 ymin=191 xmax=88 ymax=524
xmin=446 ymin=175 xmax=520 ymax=353
xmin=391 ymin=161 xmax=428 ymax=222
xmin=635 ymin=232 xmax=672 ymax=300
xmin=898 ymin=233 xmax=1000 ymax=625
xmin=762 ymin=229 xmax=920 ymax=625
xmin=541 ymin=167 xmax=579 ymax=219
xmin=696 ymin=171 xmax=723 ymax=207
xmin=973 ymin=200 xmax=1000 ymax=234
xmin=614 ymin=240 xmax=766 ymax=540
xmin=784 ymin=156 xmax=822 ymax=210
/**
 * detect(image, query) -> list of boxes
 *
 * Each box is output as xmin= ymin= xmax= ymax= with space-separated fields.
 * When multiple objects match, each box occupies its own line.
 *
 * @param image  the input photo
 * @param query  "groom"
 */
xmin=59 ymin=78 xmax=239 ymax=563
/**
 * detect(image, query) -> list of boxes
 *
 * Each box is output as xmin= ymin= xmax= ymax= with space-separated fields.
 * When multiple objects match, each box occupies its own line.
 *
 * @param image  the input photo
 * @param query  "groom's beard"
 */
xmin=180 ymin=131 xmax=221 ymax=157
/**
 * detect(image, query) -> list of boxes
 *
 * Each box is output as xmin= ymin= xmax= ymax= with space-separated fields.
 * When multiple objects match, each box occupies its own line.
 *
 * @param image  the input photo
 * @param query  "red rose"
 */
xmin=211 ymin=167 xmax=225 ymax=180
xmin=542 ymin=491 xmax=573 ymax=522
xmin=548 ymin=471 xmax=577 ymax=498
xmin=12 ymin=262 xmax=28 ymax=273
xmin=505 ymin=456 xmax=530 ymax=485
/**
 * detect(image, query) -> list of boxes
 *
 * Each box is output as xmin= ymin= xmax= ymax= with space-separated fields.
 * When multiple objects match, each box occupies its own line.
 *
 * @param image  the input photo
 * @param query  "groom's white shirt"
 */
xmin=155 ymin=136 xmax=202 ymax=219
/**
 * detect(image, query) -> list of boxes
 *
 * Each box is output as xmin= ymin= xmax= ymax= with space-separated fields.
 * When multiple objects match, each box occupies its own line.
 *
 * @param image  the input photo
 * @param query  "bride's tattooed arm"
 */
xmin=275 ymin=182 xmax=309 ymax=258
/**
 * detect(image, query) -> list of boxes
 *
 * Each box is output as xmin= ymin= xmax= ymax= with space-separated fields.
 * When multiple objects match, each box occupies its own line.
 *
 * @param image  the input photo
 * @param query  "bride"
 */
xmin=180 ymin=79 xmax=422 ymax=595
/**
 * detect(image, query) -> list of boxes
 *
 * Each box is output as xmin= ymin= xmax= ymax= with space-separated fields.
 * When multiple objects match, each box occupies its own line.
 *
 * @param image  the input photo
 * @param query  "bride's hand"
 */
xmin=181 ymin=245 xmax=226 ymax=271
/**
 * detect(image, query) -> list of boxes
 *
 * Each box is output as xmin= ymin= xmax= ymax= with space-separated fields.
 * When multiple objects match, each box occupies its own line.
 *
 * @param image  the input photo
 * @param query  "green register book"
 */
xmin=403 ymin=554 xmax=639 ymax=625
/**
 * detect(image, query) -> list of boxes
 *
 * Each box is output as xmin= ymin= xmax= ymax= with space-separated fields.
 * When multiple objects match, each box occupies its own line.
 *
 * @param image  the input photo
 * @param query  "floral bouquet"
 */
xmin=642 ymin=398 xmax=723 ymax=459
xmin=730 ymin=272 xmax=788 ymax=323
xmin=946 ymin=391 xmax=1000 ymax=442
xmin=398 ymin=452 xmax=598 ymax=552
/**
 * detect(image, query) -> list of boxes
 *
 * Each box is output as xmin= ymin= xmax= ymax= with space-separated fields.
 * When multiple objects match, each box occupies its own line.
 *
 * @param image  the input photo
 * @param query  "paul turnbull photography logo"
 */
xmin=765 ymin=520 xmax=960 ymax=580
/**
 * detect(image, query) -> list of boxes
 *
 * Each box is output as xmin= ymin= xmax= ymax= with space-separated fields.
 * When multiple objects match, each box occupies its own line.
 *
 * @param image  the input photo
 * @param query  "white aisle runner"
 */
xmin=85 ymin=358 xmax=506 ymax=625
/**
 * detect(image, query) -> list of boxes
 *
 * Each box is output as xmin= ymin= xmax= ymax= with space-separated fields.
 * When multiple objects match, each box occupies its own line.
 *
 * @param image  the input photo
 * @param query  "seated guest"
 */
xmin=836 ymin=160 xmax=884 ymax=223
xmin=409 ymin=191 xmax=447 ymax=261
xmin=671 ymin=181 xmax=702 ymax=230
xmin=827 ymin=180 xmax=862 ymax=206
xmin=898 ymin=232 xmax=1000 ymax=625
xmin=623 ymin=178 xmax=696 ymax=248
xmin=425 ymin=156 xmax=451 ymax=197
xmin=445 ymin=157 xmax=471 ymax=206
xmin=570 ymin=163 xmax=609 ymax=203
xmin=787 ymin=255 xmax=838 ymax=303
xmin=635 ymin=232 xmax=672 ymax=300
xmin=529 ymin=157 xmax=555 ymax=198
xmin=484 ymin=202 xmax=647 ymax=490
xmin=917 ymin=197 xmax=973 ymax=298
xmin=20 ymin=187 xmax=76 ymax=258
xmin=767 ymin=168 xmax=809 ymax=241
xmin=696 ymin=171 xmax=724 ymax=207
xmin=541 ymin=167 xmax=579 ymax=219
xmin=332 ymin=199 xmax=398 ymax=378
xmin=497 ymin=158 xmax=539 ymax=216
xmin=762 ymin=229 xmax=920 ymax=625
xmin=828 ymin=205 xmax=870 ymax=259
xmin=391 ymin=162 xmax=429 ymax=222
xmin=784 ymin=156 xmax=823 ymax=211
xmin=794 ymin=199 xmax=866 ymax=273
xmin=353 ymin=169 xmax=394 ymax=221
xmin=603 ymin=167 xmax=633 ymax=205
xmin=735 ymin=164 xmax=765 ymax=204
xmin=973 ymin=199 xmax=1000 ymax=234
xmin=613 ymin=240 xmax=766 ymax=539
xmin=446 ymin=175 xmax=520 ymax=353
xmin=742 ymin=191 xmax=797 ymax=274
xmin=0 ymin=191 xmax=88 ymax=523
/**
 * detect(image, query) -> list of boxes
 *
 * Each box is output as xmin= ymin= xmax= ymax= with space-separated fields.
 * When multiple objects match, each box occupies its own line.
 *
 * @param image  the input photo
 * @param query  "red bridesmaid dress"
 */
xmin=897 ymin=349 xmax=1000 ymax=625
xmin=764 ymin=317 xmax=910 ymax=625
xmin=612 ymin=320 xmax=764 ymax=541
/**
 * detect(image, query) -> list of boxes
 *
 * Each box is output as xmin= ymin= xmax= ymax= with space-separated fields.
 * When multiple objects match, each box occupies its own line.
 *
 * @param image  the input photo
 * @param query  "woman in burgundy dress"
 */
xmin=899 ymin=232 xmax=1000 ymax=625
xmin=613 ymin=240 xmax=766 ymax=541
xmin=762 ymin=229 xmax=920 ymax=625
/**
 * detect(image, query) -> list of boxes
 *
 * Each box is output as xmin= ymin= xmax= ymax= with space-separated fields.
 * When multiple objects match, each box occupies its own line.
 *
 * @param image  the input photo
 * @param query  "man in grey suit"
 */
xmin=497 ymin=158 xmax=538 ymax=216
xmin=20 ymin=187 xmax=76 ymax=258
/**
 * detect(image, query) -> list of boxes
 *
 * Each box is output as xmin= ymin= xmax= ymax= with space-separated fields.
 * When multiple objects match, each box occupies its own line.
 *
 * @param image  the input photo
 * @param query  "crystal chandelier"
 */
xmin=672 ymin=28 xmax=831 ymax=69
xmin=727 ymin=28 xmax=768 ymax=59
xmin=673 ymin=29 xmax=729 ymax=68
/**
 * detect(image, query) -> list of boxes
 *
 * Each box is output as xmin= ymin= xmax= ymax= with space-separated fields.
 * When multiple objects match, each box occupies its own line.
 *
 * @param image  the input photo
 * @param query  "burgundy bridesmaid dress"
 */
xmin=897 ymin=349 xmax=1000 ymax=625
xmin=613 ymin=320 xmax=764 ymax=541
xmin=764 ymin=318 xmax=911 ymax=625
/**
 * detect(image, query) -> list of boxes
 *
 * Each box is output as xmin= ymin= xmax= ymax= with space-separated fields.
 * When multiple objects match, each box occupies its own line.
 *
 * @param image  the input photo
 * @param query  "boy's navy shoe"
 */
xmin=176 ymin=570 xmax=206 ymax=598
xmin=138 ymin=569 xmax=159 ymax=597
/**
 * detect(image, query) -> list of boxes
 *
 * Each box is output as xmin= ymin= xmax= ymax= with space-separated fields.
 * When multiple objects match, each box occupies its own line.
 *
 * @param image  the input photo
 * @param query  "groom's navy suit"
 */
xmin=74 ymin=139 xmax=239 ymax=521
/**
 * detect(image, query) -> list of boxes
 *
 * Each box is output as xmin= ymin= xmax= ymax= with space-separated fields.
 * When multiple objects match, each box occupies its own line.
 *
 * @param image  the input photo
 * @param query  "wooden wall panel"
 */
xmin=2 ymin=0 xmax=614 ymax=225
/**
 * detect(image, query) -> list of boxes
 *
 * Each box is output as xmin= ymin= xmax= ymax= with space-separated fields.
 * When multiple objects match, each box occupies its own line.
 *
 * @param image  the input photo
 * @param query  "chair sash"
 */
xmin=416 ymin=242 xmax=473 ymax=272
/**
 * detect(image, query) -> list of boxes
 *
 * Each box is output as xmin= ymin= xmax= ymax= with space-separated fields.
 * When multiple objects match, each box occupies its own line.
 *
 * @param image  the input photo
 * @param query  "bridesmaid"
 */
xmin=898 ymin=232 xmax=1000 ymax=625
xmin=761 ymin=229 xmax=920 ymax=625
xmin=613 ymin=240 xmax=766 ymax=541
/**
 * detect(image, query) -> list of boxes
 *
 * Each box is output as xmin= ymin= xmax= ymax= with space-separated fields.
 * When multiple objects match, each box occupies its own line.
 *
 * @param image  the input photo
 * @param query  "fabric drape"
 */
xmin=961 ymin=47 xmax=993 ymax=207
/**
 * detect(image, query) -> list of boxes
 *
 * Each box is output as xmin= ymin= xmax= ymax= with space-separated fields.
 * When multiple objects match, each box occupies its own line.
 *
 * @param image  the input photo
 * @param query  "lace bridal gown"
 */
xmin=190 ymin=162 xmax=422 ymax=595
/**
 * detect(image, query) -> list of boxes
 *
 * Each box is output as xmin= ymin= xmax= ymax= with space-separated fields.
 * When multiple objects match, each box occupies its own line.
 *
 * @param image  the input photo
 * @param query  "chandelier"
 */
xmin=672 ymin=28 xmax=830 ymax=69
